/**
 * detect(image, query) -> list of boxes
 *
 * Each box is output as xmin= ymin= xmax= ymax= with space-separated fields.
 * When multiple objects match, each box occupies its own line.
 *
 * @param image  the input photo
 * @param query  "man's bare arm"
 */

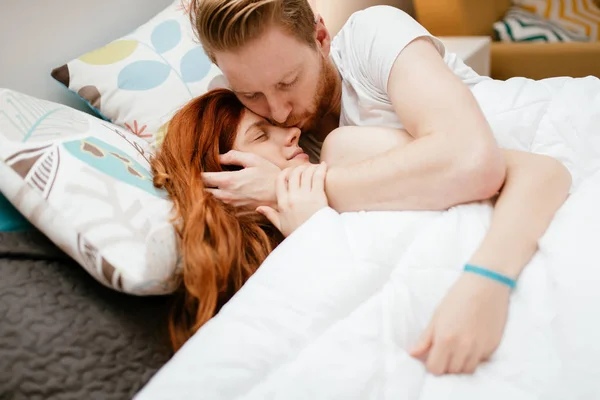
xmin=325 ymin=38 xmax=506 ymax=212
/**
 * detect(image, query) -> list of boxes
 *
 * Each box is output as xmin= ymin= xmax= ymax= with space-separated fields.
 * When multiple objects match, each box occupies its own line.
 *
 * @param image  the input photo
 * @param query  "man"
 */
xmin=189 ymin=0 xmax=511 ymax=377
xmin=190 ymin=0 xmax=506 ymax=213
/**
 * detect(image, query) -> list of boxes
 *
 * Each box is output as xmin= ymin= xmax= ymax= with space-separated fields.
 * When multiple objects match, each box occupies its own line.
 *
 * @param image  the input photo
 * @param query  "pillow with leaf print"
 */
xmin=51 ymin=0 xmax=228 ymax=149
xmin=0 ymin=88 xmax=181 ymax=296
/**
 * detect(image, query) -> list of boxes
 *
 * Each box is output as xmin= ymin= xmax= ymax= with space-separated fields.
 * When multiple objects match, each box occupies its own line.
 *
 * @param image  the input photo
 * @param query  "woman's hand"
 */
xmin=256 ymin=162 xmax=329 ymax=237
xmin=409 ymin=272 xmax=511 ymax=375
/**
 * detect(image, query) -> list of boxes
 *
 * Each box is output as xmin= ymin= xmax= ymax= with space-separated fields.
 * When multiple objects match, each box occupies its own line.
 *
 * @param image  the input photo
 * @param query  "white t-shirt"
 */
xmin=330 ymin=5 xmax=490 ymax=130
xmin=301 ymin=6 xmax=490 ymax=161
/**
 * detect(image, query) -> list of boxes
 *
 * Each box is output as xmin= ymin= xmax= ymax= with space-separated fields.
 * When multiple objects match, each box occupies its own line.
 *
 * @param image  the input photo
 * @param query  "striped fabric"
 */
xmin=514 ymin=0 xmax=600 ymax=40
xmin=494 ymin=7 xmax=591 ymax=42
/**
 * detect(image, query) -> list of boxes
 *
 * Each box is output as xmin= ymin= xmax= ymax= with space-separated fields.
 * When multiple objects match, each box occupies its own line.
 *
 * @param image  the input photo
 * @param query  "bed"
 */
xmin=4 ymin=0 xmax=600 ymax=399
xmin=0 ymin=229 xmax=173 ymax=399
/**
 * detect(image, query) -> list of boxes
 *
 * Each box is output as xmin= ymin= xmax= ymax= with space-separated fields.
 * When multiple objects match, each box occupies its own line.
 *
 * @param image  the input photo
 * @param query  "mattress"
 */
xmin=0 ymin=228 xmax=174 ymax=400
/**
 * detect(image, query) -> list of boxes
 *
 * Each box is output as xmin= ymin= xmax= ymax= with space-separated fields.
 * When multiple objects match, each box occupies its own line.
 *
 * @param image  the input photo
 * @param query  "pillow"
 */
xmin=0 ymin=193 xmax=32 ymax=232
xmin=51 ymin=0 xmax=227 ymax=148
xmin=494 ymin=7 xmax=591 ymax=42
xmin=513 ymin=0 xmax=600 ymax=41
xmin=0 ymin=88 xmax=180 ymax=295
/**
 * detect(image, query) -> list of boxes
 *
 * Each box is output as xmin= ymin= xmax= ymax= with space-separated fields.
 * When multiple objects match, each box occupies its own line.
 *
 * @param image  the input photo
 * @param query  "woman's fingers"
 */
xmin=288 ymin=165 xmax=309 ymax=192
xmin=312 ymin=162 xmax=328 ymax=193
xmin=256 ymin=206 xmax=281 ymax=232
xmin=301 ymin=164 xmax=317 ymax=190
xmin=276 ymin=168 xmax=292 ymax=209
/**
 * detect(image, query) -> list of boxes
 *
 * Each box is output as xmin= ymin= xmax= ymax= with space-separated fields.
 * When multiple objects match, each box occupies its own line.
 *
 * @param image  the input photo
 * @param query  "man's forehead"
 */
xmin=225 ymin=63 xmax=301 ymax=93
xmin=214 ymin=27 xmax=311 ymax=91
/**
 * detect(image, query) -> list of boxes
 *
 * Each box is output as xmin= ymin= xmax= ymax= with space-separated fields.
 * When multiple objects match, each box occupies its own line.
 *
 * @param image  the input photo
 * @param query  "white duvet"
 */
xmin=135 ymin=76 xmax=600 ymax=399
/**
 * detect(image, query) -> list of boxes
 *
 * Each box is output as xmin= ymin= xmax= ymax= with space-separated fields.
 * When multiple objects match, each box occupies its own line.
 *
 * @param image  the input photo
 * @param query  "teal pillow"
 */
xmin=0 ymin=193 xmax=32 ymax=232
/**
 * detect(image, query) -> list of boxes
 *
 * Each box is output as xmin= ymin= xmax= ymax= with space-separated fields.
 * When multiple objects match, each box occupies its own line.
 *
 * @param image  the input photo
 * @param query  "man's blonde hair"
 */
xmin=189 ymin=0 xmax=317 ymax=62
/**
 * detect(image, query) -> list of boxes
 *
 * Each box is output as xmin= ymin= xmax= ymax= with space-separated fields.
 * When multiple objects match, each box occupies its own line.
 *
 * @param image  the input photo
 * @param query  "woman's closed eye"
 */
xmin=254 ymin=130 xmax=268 ymax=141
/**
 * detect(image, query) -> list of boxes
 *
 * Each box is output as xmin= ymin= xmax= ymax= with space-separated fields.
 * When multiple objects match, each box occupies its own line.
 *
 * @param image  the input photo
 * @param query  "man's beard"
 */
xmin=275 ymin=55 xmax=337 ymax=133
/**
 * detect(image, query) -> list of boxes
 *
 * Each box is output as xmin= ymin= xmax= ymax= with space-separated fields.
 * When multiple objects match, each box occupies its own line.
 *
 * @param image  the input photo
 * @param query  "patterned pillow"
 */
xmin=513 ymin=0 xmax=600 ymax=41
xmin=0 ymin=88 xmax=180 ymax=295
xmin=494 ymin=7 xmax=591 ymax=42
xmin=50 ymin=0 xmax=227 ymax=148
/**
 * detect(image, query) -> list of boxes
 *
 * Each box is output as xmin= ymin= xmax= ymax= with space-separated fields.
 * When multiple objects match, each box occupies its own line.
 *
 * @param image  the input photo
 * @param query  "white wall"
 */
xmin=0 ymin=0 xmax=414 ymax=109
xmin=0 ymin=0 xmax=173 ymax=110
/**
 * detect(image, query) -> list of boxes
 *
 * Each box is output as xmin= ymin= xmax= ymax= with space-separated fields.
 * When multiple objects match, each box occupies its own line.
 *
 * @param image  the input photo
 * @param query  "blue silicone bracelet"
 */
xmin=464 ymin=264 xmax=516 ymax=289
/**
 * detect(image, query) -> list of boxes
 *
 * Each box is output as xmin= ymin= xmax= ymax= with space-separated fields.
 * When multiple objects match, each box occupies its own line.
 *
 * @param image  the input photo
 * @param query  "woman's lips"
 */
xmin=290 ymin=149 xmax=308 ymax=160
xmin=294 ymin=152 xmax=309 ymax=161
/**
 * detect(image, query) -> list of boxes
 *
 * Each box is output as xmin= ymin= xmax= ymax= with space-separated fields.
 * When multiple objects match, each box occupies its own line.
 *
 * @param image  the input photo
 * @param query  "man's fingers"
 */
xmin=202 ymin=171 xmax=232 ymax=189
xmin=425 ymin=339 xmax=451 ymax=376
xmin=410 ymin=323 xmax=434 ymax=359
xmin=256 ymin=206 xmax=281 ymax=232
xmin=205 ymin=188 xmax=234 ymax=204
xmin=312 ymin=162 xmax=328 ymax=192
xmin=462 ymin=354 xmax=481 ymax=375
xmin=447 ymin=345 xmax=470 ymax=374
xmin=220 ymin=150 xmax=264 ymax=168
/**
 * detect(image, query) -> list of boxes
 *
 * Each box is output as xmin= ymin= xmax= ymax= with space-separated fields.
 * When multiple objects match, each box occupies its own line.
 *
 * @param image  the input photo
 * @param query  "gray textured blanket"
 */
xmin=0 ymin=229 xmax=173 ymax=400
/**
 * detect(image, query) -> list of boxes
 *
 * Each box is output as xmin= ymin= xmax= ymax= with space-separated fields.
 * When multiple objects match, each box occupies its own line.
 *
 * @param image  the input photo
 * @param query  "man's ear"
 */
xmin=314 ymin=14 xmax=331 ymax=57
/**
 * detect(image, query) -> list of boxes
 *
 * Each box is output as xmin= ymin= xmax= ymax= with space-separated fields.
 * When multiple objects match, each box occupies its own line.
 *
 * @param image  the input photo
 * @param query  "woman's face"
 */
xmin=233 ymin=109 xmax=310 ymax=169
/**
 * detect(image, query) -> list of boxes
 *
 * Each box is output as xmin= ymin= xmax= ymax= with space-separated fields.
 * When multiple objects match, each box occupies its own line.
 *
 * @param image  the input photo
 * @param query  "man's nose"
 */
xmin=267 ymin=94 xmax=292 ymax=124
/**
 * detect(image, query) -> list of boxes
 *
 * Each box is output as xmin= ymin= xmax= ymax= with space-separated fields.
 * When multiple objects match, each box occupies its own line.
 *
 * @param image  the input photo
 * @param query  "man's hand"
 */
xmin=202 ymin=150 xmax=281 ymax=209
xmin=256 ymin=162 xmax=329 ymax=237
xmin=410 ymin=273 xmax=511 ymax=375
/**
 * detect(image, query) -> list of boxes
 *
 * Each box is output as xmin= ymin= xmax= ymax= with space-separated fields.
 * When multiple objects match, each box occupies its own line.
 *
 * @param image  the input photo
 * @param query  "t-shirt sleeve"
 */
xmin=338 ymin=5 xmax=446 ymax=96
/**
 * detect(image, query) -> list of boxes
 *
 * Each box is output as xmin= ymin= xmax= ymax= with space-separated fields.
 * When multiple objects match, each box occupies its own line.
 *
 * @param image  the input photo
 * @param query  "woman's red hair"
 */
xmin=151 ymin=89 xmax=283 ymax=352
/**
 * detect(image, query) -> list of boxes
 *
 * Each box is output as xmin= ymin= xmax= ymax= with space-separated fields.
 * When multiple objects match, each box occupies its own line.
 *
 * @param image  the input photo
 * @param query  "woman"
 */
xmin=151 ymin=88 xmax=571 ymax=374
